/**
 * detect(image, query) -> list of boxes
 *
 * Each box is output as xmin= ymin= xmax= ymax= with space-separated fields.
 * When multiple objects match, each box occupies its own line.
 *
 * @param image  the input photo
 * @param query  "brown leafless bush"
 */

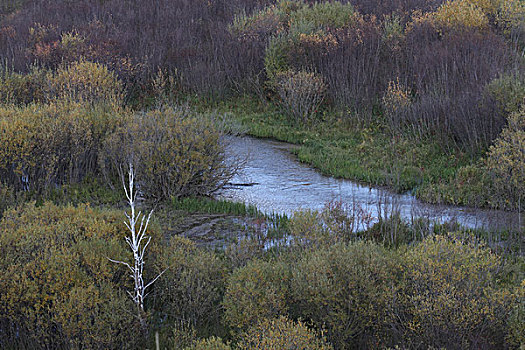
xmin=276 ymin=70 xmax=326 ymax=123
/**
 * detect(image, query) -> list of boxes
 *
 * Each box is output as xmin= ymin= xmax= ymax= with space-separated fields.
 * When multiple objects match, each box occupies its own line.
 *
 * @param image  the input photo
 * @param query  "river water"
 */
xmin=217 ymin=136 xmax=522 ymax=232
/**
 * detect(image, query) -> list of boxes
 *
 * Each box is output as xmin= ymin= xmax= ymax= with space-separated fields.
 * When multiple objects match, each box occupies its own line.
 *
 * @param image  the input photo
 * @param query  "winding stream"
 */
xmin=218 ymin=137 xmax=523 ymax=232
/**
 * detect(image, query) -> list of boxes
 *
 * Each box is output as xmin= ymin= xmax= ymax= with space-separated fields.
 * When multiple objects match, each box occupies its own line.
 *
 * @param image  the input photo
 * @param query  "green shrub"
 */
xmin=153 ymin=235 xmax=229 ymax=337
xmin=507 ymin=279 xmax=525 ymax=349
xmin=230 ymin=0 xmax=301 ymax=38
xmin=496 ymin=0 xmax=525 ymax=49
xmin=364 ymin=214 xmax=414 ymax=247
xmin=276 ymin=70 xmax=326 ymax=123
xmin=100 ymin=106 xmax=237 ymax=201
xmin=261 ymin=1 xmax=356 ymax=83
xmin=290 ymin=242 xmax=398 ymax=349
xmin=486 ymin=74 xmax=525 ymax=114
xmin=237 ymin=316 xmax=333 ymax=350
xmin=0 ymin=64 xmax=47 ymax=105
xmin=485 ymin=105 xmax=525 ymax=210
xmin=183 ymin=337 xmax=232 ymax=350
xmin=223 ymin=259 xmax=291 ymax=331
xmin=395 ymin=235 xmax=515 ymax=349
xmin=0 ymin=202 xmax=151 ymax=349
xmin=0 ymin=102 xmax=123 ymax=192
xmin=414 ymin=0 xmax=490 ymax=30
xmin=289 ymin=202 xmax=357 ymax=248
xmin=47 ymin=59 xmax=124 ymax=107
xmin=264 ymin=34 xmax=295 ymax=82
xmin=289 ymin=1 xmax=355 ymax=31
xmin=0 ymin=183 xmax=24 ymax=220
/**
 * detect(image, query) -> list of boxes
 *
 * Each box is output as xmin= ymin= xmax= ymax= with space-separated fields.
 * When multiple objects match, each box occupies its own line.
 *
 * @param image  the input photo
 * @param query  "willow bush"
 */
xmin=0 ymin=202 xmax=151 ymax=349
xmin=46 ymin=59 xmax=124 ymax=106
xmin=485 ymin=105 xmax=525 ymax=210
xmin=290 ymin=242 xmax=399 ymax=349
xmin=276 ymin=70 xmax=326 ymax=124
xmin=153 ymin=235 xmax=229 ymax=339
xmin=394 ymin=235 xmax=516 ymax=349
xmin=223 ymin=259 xmax=292 ymax=331
xmin=0 ymin=102 xmax=124 ymax=192
xmin=237 ymin=316 xmax=333 ymax=350
xmin=100 ymin=106 xmax=237 ymax=201
xmin=183 ymin=337 xmax=232 ymax=350
xmin=0 ymin=64 xmax=47 ymax=105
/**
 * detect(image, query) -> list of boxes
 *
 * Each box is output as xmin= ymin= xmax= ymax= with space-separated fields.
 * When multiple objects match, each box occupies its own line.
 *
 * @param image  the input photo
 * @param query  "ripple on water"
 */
xmin=217 ymin=136 xmax=523 ymax=232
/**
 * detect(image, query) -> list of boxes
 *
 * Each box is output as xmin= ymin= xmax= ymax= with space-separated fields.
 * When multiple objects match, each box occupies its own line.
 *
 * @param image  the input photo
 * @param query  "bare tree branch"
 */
xmin=108 ymin=162 xmax=168 ymax=332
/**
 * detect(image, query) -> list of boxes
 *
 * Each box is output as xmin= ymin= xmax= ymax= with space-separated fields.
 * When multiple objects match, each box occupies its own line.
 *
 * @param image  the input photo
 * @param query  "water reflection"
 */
xmin=218 ymin=137 xmax=522 ymax=232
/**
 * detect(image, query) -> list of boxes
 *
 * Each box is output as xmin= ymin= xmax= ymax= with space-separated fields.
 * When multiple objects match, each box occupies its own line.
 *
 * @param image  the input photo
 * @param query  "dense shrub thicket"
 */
xmin=0 ymin=202 xmax=522 ymax=349
xmin=0 ymin=62 xmax=236 ymax=200
xmin=0 ymin=0 xmax=523 ymax=349
xmin=486 ymin=105 xmax=525 ymax=210
xmin=0 ymin=203 xmax=143 ymax=349
xmin=100 ymin=107 xmax=237 ymax=201
xmin=0 ymin=0 xmax=524 ymax=206
xmin=0 ymin=102 xmax=124 ymax=192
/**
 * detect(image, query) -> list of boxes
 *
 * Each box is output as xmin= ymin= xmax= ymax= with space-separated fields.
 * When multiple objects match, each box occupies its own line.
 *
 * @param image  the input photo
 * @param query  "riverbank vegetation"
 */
xmin=0 ymin=0 xmax=524 ymax=210
xmin=0 ymin=0 xmax=524 ymax=348
xmin=0 ymin=199 xmax=523 ymax=349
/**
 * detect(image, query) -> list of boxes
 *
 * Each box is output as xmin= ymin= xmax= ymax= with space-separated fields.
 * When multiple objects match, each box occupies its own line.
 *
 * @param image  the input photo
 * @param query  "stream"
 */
xmin=218 ymin=137 xmax=523 ymax=232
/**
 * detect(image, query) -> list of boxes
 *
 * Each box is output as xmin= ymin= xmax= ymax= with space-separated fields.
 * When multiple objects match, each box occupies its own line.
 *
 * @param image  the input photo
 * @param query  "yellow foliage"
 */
xmin=237 ymin=316 xmax=333 ymax=350
xmin=412 ymin=0 xmax=490 ymax=30
xmin=100 ymin=106 xmax=235 ymax=200
xmin=0 ymin=102 xmax=124 ymax=191
xmin=223 ymin=259 xmax=291 ymax=331
xmin=0 ymin=64 xmax=47 ymax=105
xmin=183 ymin=337 xmax=232 ymax=350
xmin=466 ymin=0 xmax=503 ymax=14
xmin=0 ymin=202 xmax=150 ymax=348
xmin=153 ymin=235 xmax=228 ymax=336
xmin=486 ymin=105 xmax=525 ymax=210
xmin=47 ymin=59 xmax=124 ymax=107
xmin=397 ymin=235 xmax=515 ymax=349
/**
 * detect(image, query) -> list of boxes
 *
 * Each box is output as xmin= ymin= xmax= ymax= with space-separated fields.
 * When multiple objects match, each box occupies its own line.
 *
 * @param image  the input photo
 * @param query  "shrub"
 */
xmin=264 ymin=34 xmax=295 ymax=82
xmin=485 ymin=105 xmax=525 ymax=210
xmin=394 ymin=235 xmax=515 ymax=349
xmin=0 ymin=183 xmax=24 ymax=220
xmin=47 ymin=60 xmax=124 ymax=107
xmin=496 ymin=0 xmax=525 ymax=50
xmin=236 ymin=316 xmax=333 ymax=350
xmin=485 ymin=73 xmax=525 ymax=114
xmin=364 ymin=214 xmax=414 ymax=247
xmin=382 ymin=78 xmax=413 ymax=131
xmin=183 ymin=337 xmax=232 ymax=350
xmin=288 ymin=201 xmax=362 ymax=248
xmin=0 ymin=64 xmax=47 ymax=105
xmin=223 ymin=259 xmax=291 ymax=331
xmin=100 ymin=107 xmax=237 ymax=201
xmin=290 ymin=17 xmax=385 ymax=113
xmin=153 ymin=235 xmax=229 ymax=337
xmin=417 ymin=0 xmax=490 ymax=30
xmin=392 ymin=25 xmax=512 ymax=151
xmin=276 ymin=70 xmax=326 ymax=123
xmin=290 ymin=242 xmax=398 ymax=349
xmin=0 ymin=202 xmax=149 ymax=349
xmin=0 ymin=102 xmax=123 ymax=192
xmin=289 ymin=1 xmax=356 ymax=32
xmin=230 ymin=1 xmax=299 ymax=38
xmin=507 ymin=279 xmax=525 ymax=349
xmin=261 ymin=1 xmax=358 ymax=85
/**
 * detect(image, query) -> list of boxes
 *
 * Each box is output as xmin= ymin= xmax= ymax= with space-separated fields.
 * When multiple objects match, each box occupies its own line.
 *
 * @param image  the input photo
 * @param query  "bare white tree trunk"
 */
xmin=109 ymin=163 xmax=166 ymax=331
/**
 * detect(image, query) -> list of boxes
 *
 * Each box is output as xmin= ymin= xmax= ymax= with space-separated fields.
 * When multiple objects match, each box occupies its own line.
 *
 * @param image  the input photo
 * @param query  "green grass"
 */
xmin=170 ymin=196 xmax=262 ymax=216
xmin=198 ymin=95 xmax=483 ymax=205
